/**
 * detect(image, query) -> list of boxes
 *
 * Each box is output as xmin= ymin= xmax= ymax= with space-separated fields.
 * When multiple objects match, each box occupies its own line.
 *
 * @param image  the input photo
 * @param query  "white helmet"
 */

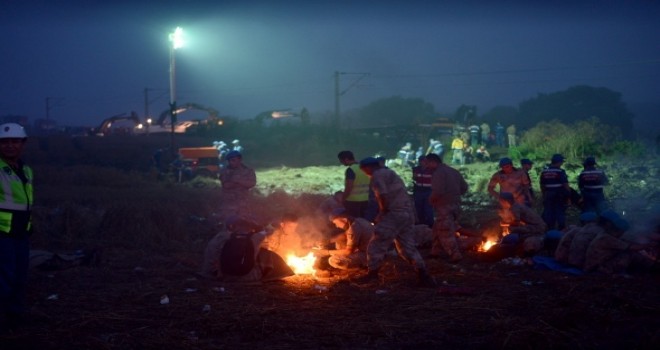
xmin=0 ymin=123 xmax=27 ymax=139
xmin=232 ymin=139 xmax=239 ymax=144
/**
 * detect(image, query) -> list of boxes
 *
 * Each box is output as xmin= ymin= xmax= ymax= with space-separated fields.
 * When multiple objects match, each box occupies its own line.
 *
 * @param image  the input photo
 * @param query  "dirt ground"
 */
xmin=2 ymin=153 xmax=660 ymax=349
xmin=1 ymin=240 xmax=659 ymax=349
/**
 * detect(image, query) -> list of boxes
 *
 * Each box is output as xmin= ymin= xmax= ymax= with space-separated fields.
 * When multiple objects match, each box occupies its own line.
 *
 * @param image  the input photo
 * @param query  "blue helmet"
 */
xmin=499 ymin=157 xmax=513 ymax=167
xmin=551 ymin=154 xmax=565 ymax=163
xmin=225 ymin=150 xmax=242 ymax=160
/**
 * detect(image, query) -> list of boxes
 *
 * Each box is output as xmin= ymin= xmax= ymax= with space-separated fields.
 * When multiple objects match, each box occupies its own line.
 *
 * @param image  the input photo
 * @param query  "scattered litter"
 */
xmin=314 ymin=284 xmax=328 ymax=292
xmin=186 ymin=277 xmax=197 ymax=282
xmin=212 ymin=287 xmax=226 ymax=293
xmin=521 ymin=280 xmax=533 ymax=286
xmin=202 ymin=304 xmax=211 ymax=313
xmin=133 ymin=266 xmax=145 ymax=273
xmin=47 ymin=294 xmax=59 ymax=300
xmin=375 ymin=289 xmax=388 ymax=295
xmin=187 ymin=331 xmax=199 ymax=341
xmin=160 ymin=295 xmax=170 ymax=305
xmin=47 ymin=274 xmax=55 ymax=278
xmin=184 ymin=288 xmax=198 ymax=293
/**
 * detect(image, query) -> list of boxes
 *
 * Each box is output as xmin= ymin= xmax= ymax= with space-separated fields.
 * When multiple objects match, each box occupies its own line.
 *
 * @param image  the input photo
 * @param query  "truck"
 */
xmin=177 ymin=147 xmax=221 ymax=179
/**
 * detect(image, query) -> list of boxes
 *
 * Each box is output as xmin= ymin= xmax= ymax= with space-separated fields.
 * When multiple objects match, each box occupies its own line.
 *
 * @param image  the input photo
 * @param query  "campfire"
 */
xmin=286 ymin=252 xmax=317 ymax=275
xmin=478 ymin=224 xmax=510 ymax=252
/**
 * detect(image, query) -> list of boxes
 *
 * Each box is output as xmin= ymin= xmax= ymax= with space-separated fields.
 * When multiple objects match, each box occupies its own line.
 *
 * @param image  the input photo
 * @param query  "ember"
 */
xmin=286 ymin=252 xmax=316 ymax=275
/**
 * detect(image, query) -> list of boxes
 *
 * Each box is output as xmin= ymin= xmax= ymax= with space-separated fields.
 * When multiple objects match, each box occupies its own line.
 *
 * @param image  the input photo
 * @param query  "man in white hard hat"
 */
xmin=0 ymin=123 xmax=33 ymax=331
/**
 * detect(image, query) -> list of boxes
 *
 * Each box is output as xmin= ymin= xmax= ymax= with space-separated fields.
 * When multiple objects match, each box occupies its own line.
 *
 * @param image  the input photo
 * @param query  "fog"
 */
xmin=1 ymin=1 xmax=659 ymax=129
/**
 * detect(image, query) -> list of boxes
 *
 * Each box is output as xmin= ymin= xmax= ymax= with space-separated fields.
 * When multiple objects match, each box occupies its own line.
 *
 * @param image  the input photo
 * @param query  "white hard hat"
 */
xmin=0 ymin=123 xmax=27 ymax=139
xmin=232 ymin=139 xmax=239 ymax=144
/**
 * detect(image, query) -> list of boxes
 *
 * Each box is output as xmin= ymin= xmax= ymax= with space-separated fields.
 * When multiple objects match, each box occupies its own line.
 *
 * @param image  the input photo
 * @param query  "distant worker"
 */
xmin=0 ymin=123 xmax=33 ymax=331
xmin=355 ymin=157 xmax=437 ymax=287
xmin=415 ymin=147 xmax=424 ymax=162
xmin=426 ymin=138 xmax=444 ymax=158
xmin=540 ymin=154 xmax=571 ymax=230
xmin=475 ymin=145 xmax=491 ymax=162
xmin=480 ymin=122 xmax=490 ymax=146
xmin=450 ymin=135 xmax=465 ymax=165
xmin=397 ymin=142 xmax=414 ymax=166
xmin=495 ymin=122 xmax=505 ymax=147
xmin=506 ymin=124 xmax=517 ymax=148
xmin=578 ymin=156 xmax=609 ymax=214
xmin=337 ymin=151 xmax=371 ymax=219
xmin=411 ymin=155 xmax=434 ymax=227
xmin=218 ymin=151 xmax=257 ymax=219
xmin=468 ymin=124 xmax=480 ymax=147
xmin=487 ymin=157 xmax=532 ymax=206
xmin=232 ymin=139 xmax=243 ymax=153
xmin=426 ymin=153 xmax=469 ymax=263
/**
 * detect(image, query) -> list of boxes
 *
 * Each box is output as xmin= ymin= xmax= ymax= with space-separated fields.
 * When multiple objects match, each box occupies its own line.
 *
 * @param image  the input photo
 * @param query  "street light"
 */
xmin=169 ymin=26 xmax=184 ymax=154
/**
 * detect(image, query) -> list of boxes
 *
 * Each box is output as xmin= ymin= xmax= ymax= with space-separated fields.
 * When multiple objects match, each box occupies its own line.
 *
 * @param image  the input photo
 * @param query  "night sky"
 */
xmin=2 ymin=0 xmax=659 ymax=129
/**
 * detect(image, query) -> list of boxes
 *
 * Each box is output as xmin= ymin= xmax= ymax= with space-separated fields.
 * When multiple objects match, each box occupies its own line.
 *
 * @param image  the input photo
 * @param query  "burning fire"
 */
xmin=479 ymin=240 xmax=497 ymax=252
xmin=286 ymin=252 xmax=317 ymax=275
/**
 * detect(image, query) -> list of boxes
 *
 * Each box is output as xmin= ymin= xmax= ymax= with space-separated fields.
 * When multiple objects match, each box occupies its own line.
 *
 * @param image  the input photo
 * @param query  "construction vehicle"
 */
xmin=93 ymin=112 xmax=141 ymax=136
xmin=177 ymin=147 xmax=221 ymax=179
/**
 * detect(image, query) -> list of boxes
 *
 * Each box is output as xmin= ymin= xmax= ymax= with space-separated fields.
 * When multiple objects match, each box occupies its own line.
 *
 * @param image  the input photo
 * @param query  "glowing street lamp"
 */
xmin=169 ymin=26 xmax=184 ymax=153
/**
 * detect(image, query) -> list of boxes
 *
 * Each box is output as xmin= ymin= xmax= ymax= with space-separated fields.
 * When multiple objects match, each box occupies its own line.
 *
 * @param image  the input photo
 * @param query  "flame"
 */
xmin=286 ymin=252 xmax=317 ymax=275
xmin=479 ymin=240 xmax=497 ymax=252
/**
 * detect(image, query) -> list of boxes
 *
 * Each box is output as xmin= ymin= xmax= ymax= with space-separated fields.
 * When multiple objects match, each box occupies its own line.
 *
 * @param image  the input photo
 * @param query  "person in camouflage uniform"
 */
xmin=584 ymin=210 xmax=652 ymax=274
xmin=426 ymin=153 xmax=469 ymax=263
xmin=218 ymin=151 xmax=256 ymax=219
xmin=498 ymin=192 xmax=547 ymax=255
xmin=554 ymin=211 xmax=600 ymax=265
xmin=354 ymin=157 xmax=436 ymax=287
xmin=488 ymin=157 xmax=532 ymax=206
xmin=315 ymin=208 xmax=374 ymax=270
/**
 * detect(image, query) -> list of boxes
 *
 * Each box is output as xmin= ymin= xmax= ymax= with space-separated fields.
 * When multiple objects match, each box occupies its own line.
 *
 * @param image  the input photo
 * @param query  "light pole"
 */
xmin=169 ymin=26 xmax=184 ymax=154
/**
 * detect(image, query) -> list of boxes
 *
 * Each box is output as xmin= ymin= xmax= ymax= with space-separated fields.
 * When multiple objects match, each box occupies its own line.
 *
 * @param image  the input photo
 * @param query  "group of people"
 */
xmin=213 ymin=139 xmax=243 ymax=165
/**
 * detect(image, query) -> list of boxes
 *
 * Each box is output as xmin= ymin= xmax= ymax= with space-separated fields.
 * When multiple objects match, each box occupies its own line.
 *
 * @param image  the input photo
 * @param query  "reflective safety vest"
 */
xmin=578 ymin=169 xmax=608 ymax=193
xmin=0 ymin=159 xmax=33 ymax=235
xmin=540 ymin=166 xmax=567 ymax=191
xmin=346 ymin=164 xmax=370 ymax=202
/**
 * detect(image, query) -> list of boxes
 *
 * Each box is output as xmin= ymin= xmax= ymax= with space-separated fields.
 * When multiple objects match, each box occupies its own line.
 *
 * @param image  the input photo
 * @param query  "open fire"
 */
xmin=478 ymin=224 xmax=510 ymax=252
xmin=286 ymin=252 xmax=317 ymax=275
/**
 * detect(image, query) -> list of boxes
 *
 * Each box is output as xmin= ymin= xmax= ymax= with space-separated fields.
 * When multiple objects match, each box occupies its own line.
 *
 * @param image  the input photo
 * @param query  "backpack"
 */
xmin=220 ymin=231 xmax=256 ymax=276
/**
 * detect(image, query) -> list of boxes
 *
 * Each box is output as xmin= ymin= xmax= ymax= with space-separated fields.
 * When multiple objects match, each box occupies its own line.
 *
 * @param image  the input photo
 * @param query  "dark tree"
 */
xmin=356 ymin=96 xmax=436 ymax=127
xmin=481 ymin=105 xmax=519 ymax=127
xmin=517 ymin=85 xmax=634 ymax=137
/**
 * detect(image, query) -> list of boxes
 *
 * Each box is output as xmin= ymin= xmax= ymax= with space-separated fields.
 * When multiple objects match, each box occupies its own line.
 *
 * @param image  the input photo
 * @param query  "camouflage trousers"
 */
xmin=432 ymin=203 xmax=462 ymax=260
xmin=367 ymin=210 xmax=425 ymax=272
xmin=219 ymin=189 xmax=251 ymax=220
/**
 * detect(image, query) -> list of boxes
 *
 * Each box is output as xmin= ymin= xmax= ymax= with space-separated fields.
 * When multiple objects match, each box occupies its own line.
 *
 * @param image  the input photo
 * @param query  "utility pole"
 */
xmin=333 ymin=71 xmax=370 ymax=130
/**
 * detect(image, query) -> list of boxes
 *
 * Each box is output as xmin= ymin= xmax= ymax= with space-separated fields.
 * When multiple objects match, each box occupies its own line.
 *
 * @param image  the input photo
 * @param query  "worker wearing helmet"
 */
xmin=0 ymin=123 xmax=33 ymax=331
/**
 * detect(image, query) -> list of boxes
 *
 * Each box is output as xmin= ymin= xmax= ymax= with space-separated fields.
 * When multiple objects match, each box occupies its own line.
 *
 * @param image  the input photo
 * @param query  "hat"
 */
xmin=499 ymin=157 xmax=513 ymax=167
xmin=583 ymin=156 xmax=596 ymax=166
xmin=579 ymin=211 xmax=598 ymax=222
xmin=225 ymin=150 xmax=242 ymax=160
xmin=600 ymin=209 xmax=630 ymax=231
xmin=520 ymin=158 xmax=533 ymax=165
xmin=551 ymin=154 xmax=565 ymax=163
xmin=359 ymin=157 xmax=379 ymax=166
xmin=499 ymin=192 xmax=514 ymax=202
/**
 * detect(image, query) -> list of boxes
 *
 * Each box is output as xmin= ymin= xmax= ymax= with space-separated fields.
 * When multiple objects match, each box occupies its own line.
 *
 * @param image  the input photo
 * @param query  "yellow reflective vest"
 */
xmin=0 ymin=159 xmax=33 ymax=235
xmin=346 ymin=164 xmax=370 ymax=202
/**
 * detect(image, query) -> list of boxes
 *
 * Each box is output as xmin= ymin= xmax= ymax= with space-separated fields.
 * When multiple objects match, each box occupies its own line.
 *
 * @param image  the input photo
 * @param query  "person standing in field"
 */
xmin=337 ymin=151 xmax=371 ymax=219
xmin=355 ymin=157 xmax=436 ymax=287
xmin=0 ymin=123 xmax=34 ymax=332
xmin=218 ymin=151 xmax=256 ymax=219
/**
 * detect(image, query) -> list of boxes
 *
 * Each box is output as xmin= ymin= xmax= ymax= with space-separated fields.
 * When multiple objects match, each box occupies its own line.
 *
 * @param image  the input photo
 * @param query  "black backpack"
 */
xmin=220 ymin=231 xmax=256 ymax=276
